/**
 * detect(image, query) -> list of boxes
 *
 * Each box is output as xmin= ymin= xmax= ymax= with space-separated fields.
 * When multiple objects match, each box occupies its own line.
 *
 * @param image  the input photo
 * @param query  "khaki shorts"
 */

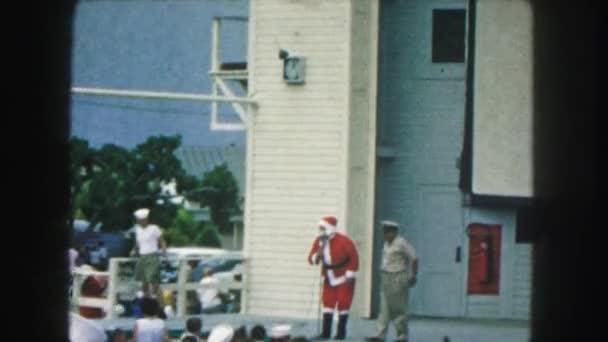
xmin=135 ymin=253 xmax=160 ymax=284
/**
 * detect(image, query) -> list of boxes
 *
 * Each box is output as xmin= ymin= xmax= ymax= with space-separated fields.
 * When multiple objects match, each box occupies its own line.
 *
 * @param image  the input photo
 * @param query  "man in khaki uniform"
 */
xmin=367 ymin=221 xmax=418 ymax=342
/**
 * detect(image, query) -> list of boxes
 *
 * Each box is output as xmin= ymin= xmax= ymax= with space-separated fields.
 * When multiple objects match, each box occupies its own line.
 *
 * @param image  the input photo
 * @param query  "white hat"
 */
xmin=270 ymin=325 xmax=291 ymax=338
xmin=207 ymin=324 xmax=234 ymax=342
xmin=134 ymin=208 xmax=150 ymax=220
xmin=381 ymin=220 xmax=399 ymax=228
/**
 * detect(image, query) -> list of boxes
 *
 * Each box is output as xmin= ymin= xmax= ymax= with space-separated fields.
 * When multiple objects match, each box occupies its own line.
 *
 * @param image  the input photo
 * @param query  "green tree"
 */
xmin=69 ymin=137 xmax=100 ymax=228
xmin=78 ymin=143 xmax=136 ymax=231
xmin=199 ymin=164 xmax=240 ymax=233
xmin=70 ymin=135 xmax=198 ymax=232
xmin=197 ymin=223 xmax=222 ymax=248
xmin=165 ymin=209 xmax=223 ymax=248
xmin=165 ymin=208 xmax=199 ymax=246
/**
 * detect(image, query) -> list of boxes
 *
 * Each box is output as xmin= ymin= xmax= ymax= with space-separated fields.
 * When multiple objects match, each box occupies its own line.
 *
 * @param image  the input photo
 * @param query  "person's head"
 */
xmin=111 ymin=328 xmax=127 ymax=342
xmin=233 ymin=325 xmax=247 ymax=340
xmin=134 ymin=208 xmax=150 ymax=227
xmin=140 ymin=297 xmax=160 ymax=317
xmin=382 ymin=220 xmax=399 ymax=243
xmin=250 ymin=325 xmax=267 ymax=340
xmin=204 ymin=267 xmax=214 ymax=277
xmin=98 ymin=241 xmax=105 ymax=247
xmin=318 ymin=216 xmax=338 ymax=239
xmin=186 ymin=317 xmax=203 ymax=334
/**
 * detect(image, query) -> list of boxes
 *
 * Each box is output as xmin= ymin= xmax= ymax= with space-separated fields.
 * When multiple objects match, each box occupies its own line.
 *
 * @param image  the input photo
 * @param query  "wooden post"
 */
xmin=176 ymin=259 xmax=187 ymax=317
xmin=211 ymin=18 xmax=220 ymax=73
xmin=233 ymin=222 xmax=238 ymax=250
xmin=106 ymin=258 xmax=119 ymax=319
xmin=71 ymin=272 xmax=81 ymax=312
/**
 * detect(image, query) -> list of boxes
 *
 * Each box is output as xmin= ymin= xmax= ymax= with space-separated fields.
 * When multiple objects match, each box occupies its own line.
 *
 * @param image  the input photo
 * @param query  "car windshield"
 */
xmin=159 ymin=251 xmax=243 ymax=284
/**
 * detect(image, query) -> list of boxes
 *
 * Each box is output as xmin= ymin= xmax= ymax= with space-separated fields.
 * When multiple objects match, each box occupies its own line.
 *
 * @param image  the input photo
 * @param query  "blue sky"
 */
xmin=70 ymin=0 xmax=248 ymax=148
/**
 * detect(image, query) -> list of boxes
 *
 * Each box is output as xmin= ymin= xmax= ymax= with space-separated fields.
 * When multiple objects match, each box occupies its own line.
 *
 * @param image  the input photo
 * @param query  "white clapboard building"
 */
xmin=241 ymin=0 xmax=534 ymax=321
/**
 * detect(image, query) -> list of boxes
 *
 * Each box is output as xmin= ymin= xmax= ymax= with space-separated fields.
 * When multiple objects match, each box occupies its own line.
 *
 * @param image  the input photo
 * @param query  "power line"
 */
xmin=72 ymin=98 xmax=219 ymax=117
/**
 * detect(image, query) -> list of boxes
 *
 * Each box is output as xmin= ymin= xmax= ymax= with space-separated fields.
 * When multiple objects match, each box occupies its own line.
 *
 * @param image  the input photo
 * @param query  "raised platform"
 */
xmin=95 ymin=314 xmax=529 ymax=341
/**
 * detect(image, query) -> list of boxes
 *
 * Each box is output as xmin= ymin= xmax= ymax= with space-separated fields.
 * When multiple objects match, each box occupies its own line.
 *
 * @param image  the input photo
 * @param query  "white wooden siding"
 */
xmin=512 ymin=243 xmax=532 ymax=319
xmin=244 ymin=0 xmax=352 ymax=318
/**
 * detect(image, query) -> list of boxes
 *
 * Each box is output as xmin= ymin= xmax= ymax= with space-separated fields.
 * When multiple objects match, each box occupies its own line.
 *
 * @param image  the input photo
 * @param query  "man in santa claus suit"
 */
xmin=308 ymin=216 xmax=359 ymax=340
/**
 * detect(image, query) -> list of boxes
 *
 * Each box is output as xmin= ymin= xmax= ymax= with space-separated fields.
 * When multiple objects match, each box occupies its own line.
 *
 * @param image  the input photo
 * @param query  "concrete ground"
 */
xmin=99 ymin=314 xmax=530 ymax=341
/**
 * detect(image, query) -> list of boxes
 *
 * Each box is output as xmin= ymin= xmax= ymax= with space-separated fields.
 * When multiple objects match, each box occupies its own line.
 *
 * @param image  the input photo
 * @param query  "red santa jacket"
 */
xmin=308 ymin=233 xmax=359 ymax=287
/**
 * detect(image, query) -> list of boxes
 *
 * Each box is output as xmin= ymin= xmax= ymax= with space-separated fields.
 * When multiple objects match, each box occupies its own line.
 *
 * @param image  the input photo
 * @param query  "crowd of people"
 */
xmin=71 ymin=209 xmax=419 ymax=341
xmin=70 ymin=241 xmax=109 ymax=272
xmin=105 ymin=296 xmax=309 ymax=342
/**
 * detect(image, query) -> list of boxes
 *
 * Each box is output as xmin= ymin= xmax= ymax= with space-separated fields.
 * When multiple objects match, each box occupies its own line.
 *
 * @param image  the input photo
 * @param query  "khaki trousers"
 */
xmin=377 ymin=271 xmax=410 ymax=339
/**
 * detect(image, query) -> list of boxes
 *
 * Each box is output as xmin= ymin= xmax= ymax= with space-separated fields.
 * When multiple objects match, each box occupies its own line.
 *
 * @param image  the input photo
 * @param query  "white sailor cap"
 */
xmin=381 ymin=220 xmax=399 ymax=228
xmin=270 ymin=325 xmax=291 ymax=338
xmin=134 ymin=208 xmax=150 ymax=220
xmin=207 ymin=324 xmax=234 ymax=342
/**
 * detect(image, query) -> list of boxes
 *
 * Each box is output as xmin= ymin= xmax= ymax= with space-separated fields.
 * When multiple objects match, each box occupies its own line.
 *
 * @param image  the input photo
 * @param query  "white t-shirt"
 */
xmin=135 ymin=224 xmax=162 ymax=255
xmin=135 ymin=317 xmax=166 ymax=342
xmin=197 ymin=276 xmax=222 ymax=309
xmin=69 ymin=313 xmax=106 ymax=342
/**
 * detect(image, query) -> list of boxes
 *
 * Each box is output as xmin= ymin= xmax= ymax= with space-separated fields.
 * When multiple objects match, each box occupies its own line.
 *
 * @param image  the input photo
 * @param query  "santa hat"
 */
xmin=319 ymin=216 xmax=338 ymax=235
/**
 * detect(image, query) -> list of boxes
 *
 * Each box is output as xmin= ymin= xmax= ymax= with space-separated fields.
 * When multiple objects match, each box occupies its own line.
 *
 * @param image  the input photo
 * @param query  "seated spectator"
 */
xmin=69 ymin=313 xmax=106 ymax=342
xmin=232 ymin=325 xmax=248 ymax=342
xmin=207 ymin=324 xmax=234 ymax=342
xmin=98 ymin=241 xmax=108 ymax=270
xmin=133 ymin=298 xmax=170 ymax=342
xmin=162 ymin=290 xmax=176 ymax=318
xmin=180 ymin=317 xmax=203 ymax=342
xmin=269 ymin=325 xmax=291 ymax=342
xmin=250 ymin=325 xmax=267 ymax=342
xmin=110 ymin=328 xmax=127 ymax=342
xmin=197 ymin=268 xmax=224 ymax=313
xmin=89 ymin=244 xmax=101 ymax=269
xmin=186 ymin=290 xmax=202 ymax=314
xmin=78 ymin=266 xmax=107 ymax=319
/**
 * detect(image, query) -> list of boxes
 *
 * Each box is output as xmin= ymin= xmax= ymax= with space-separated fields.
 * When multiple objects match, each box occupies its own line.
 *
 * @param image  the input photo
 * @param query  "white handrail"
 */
xmin=70 ymin=256 xmax=246 ymax=319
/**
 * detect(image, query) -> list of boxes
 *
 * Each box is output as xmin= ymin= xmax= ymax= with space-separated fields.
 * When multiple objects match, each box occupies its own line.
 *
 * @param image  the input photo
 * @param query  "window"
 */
xmin=432 ymin=9 xmax=466 ymax=63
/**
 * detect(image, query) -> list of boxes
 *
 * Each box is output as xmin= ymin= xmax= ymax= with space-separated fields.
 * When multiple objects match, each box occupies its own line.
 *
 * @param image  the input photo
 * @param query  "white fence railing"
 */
xmin=71 ymin=256 xmax=245 ymax=319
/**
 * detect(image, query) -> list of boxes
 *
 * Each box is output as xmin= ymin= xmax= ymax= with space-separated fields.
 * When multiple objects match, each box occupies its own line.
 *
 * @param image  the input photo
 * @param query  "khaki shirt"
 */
xmin=381 ymin=236 xmax=416 ymax=273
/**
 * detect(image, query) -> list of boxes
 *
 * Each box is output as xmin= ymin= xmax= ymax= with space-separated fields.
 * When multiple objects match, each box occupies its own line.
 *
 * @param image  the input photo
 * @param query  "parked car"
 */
xmin=160 ymin=247 xmax=244 ymax=286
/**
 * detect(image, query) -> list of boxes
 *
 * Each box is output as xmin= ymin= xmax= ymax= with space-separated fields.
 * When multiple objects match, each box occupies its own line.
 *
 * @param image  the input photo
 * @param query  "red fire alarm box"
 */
xmin=466 ymin=223 xmax=501 ymax=295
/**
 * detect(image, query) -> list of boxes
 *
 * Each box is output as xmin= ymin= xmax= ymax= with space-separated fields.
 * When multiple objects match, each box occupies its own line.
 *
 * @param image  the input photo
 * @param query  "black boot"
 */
xmin=315 ymin=313 xmax=333 ymax=340
xmin=334 ymin=314 xmax=348 ymax=340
